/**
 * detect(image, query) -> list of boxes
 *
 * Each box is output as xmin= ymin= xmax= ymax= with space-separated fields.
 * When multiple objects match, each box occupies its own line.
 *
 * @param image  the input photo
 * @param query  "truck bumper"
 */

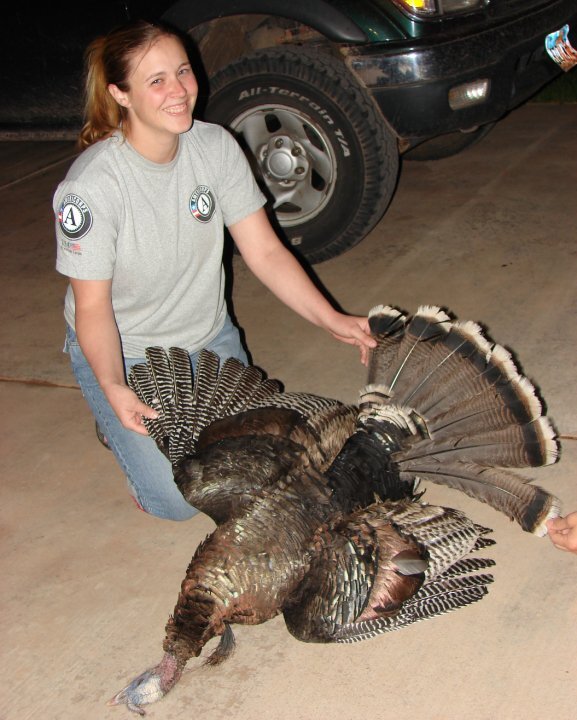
xmin=345 ymin=0 xmax=577 ymax=140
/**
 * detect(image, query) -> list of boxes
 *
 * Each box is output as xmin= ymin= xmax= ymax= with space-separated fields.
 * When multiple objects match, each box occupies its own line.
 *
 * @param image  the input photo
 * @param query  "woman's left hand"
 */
xmin=231 ymin=210 xmax=377 ymax=365
xmin=327 ymin=315 xmax=377 ymax=366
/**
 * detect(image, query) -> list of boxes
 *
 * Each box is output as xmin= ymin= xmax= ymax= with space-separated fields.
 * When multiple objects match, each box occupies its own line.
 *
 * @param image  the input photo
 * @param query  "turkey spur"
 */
xmin=109 ymin=304 xmax=560 ymax=715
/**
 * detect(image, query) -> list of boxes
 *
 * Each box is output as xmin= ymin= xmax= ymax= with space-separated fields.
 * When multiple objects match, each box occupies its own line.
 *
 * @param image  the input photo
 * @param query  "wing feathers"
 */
xmin=128 ymin=348 xmax=283 ymax=463
xmin=334 ymin=570 xmax=493 ymax=643
xmin=128 ymin=348 xmax=353 ymax=470
xmin=284 ymin=501 xmax=494 ymax=644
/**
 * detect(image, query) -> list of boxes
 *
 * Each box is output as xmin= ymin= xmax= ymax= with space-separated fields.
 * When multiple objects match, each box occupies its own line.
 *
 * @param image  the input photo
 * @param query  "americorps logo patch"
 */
xmin=189 ymin=185 xmax=216 ymax=223
xmin=58 ymin=194 xmax=93 ymax=239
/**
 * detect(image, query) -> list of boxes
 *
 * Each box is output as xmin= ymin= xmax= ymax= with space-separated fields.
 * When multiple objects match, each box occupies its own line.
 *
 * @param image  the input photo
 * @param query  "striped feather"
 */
xmin=128 ymin=363 xmax=171 ymax=452
xmin=334 ymin=566 xmax=494 ymax=643
xmin=400 ymin=416 xmax=558 ymax=468
xmin=128 ymin=348 xmax=283 ymax=464
xmin=189 ymin=349 xmax=221 ymax=433
xmin=143 ymin=347 xmax=178 ymax=419
xmin=376 ymin=306 xmax=452 ymax=400
xmin=283 ymin=501 xmax=494 ymax=644
xmin=367 ymin=305 xmax=407 ymax=385
xmin=363 ymin=304 xmax=561 ymax=533
xmin=399 ymin=462 xmax=561 ymax=535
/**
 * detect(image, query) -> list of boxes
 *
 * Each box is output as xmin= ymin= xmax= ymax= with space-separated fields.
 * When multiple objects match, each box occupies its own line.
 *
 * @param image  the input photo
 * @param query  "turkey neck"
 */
xmin=325 ymin=420 xmax=413 ymax=513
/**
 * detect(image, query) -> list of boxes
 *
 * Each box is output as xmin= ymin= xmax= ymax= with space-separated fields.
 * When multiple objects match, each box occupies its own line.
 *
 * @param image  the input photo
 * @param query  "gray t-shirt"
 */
xmin=54 ymin=121 xmax=265 ymax=357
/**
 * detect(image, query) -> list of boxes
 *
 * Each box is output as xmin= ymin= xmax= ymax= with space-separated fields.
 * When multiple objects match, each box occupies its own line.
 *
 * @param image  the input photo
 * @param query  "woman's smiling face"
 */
xmin=109 ymin=34 xmax=198 ymax=155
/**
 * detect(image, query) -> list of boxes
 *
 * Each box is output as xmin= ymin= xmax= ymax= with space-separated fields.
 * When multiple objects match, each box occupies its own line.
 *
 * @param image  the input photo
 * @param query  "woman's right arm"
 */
xmin=70 ymin=278 xmax=157 ymax=435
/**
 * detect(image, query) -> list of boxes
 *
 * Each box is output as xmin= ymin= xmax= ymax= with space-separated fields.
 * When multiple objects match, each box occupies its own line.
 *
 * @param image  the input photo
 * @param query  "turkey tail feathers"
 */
xmin=399 ymin=462 xmax=561 ymax=536
xmin=366 ymin=305 xmax=407 ymax=385
xmin=400 ymin=416 xmax=558 ymax=468
xmin=364 ymin=305 xmax=561 ymax=534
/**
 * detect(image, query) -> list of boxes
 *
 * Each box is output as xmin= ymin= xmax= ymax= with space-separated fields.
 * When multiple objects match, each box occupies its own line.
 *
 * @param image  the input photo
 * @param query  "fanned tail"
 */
xmin=128 ymin=348 xmax=282 ymax=464
xmin=362 ymin=305 xmax=561 ymax=534
xmin=368 ymin=305 xmax=452 ymax=400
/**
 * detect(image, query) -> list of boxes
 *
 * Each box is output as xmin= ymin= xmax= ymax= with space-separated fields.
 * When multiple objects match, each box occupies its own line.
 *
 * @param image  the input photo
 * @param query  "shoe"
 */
xmin=95 ymin=421 xmax=112 ymax=450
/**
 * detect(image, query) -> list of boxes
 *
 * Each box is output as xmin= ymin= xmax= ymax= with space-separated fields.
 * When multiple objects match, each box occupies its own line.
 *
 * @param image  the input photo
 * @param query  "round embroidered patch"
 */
xmin=58 ymin=194 xmax=93 ymax=240
xmin=189 ymin=185 xmax=216 ymax=223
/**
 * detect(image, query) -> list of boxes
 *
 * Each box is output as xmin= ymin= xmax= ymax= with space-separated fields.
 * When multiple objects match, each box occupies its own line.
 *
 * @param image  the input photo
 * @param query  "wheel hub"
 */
xmin=259 ymin=135 xmax=310 ymax=184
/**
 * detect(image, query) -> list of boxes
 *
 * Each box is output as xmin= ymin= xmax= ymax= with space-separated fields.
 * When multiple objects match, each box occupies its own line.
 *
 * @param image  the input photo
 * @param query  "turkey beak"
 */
xmin=107 ymin=689 xmax=146 ymax=715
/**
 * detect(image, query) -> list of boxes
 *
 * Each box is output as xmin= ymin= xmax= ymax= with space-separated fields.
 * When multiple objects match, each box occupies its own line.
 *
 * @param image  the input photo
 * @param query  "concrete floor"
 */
xmin=1 ymin=103 xmax=576 ymax=720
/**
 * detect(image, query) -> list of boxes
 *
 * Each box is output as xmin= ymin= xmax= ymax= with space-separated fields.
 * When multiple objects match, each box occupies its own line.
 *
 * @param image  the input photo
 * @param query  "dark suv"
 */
xmin=3 ymin=0 xmax=576 ymax=262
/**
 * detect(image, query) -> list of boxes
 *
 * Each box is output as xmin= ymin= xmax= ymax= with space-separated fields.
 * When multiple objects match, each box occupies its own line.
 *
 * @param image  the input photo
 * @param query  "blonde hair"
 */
xmin=78 ymin=20 xmax=184 ymax=149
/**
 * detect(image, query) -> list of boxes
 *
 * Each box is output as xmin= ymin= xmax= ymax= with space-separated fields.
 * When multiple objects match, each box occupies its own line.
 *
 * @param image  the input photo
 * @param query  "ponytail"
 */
xmin=78 ymin=37 xmax=125 ymax=149
xmin=77 ymin=20 xmax=183 ymax=150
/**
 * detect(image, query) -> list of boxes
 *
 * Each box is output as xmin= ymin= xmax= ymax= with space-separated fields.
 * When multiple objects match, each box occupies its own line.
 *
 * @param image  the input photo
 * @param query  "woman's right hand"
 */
xmin=70 ymin=278 xmax=159 ymax=435
xmin=102 ymin=382 xmax=159 ymax=435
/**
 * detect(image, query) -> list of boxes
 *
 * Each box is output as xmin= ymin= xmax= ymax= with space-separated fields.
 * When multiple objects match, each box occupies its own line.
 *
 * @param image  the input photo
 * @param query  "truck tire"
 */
xmin=204 ymin=48 xmax=399 ymax=264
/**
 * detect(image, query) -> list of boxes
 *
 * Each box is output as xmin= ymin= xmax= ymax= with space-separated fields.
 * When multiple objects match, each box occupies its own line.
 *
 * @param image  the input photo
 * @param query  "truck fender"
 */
xmin=162 ymin=0 xmax=368 ymax=43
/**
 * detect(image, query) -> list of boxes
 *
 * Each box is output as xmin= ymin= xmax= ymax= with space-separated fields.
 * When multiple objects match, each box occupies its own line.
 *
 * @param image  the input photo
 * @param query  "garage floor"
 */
xmin=1 ymin=103 xmax=576 ymax=720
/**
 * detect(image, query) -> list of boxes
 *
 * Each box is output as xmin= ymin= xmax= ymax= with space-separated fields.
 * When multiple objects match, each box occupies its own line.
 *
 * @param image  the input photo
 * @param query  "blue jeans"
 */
xmin=65 ymin=315 xmax=248 ymax=521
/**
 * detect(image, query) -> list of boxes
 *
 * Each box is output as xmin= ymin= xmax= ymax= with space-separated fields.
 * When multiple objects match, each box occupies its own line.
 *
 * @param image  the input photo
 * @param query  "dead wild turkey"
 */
xmin=109 ymin=305 xmax=560 ymax=715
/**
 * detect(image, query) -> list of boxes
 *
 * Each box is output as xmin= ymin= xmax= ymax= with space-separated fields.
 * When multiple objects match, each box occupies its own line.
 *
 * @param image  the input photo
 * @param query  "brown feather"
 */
xmin=399 ymin=462 xmax=560 ymax=534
